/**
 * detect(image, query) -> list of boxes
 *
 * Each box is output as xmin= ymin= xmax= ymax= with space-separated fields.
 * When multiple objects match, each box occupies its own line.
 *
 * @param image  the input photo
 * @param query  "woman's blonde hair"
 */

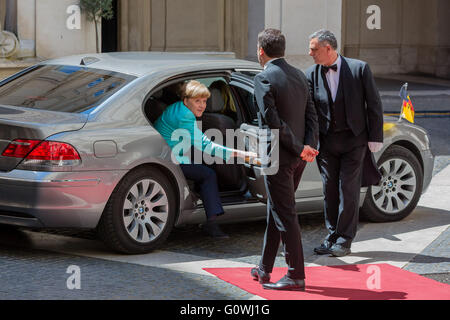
xmin=181 ymin=80 xmax=211 ymax=100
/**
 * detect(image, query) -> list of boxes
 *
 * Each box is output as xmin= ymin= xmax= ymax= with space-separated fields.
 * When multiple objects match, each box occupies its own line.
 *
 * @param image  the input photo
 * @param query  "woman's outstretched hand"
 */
xmin=232 ymin=150 xmax=258 ymax=159
xmin=231 ymin=150 xmax=260 ymax=165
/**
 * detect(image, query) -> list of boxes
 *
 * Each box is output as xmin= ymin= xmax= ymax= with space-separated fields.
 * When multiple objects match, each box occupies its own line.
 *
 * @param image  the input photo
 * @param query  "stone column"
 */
xmin=247 ymin=0 xmax=265 ymax=61
xmin=4 ymin=0 xmax=17 ymax=34
xmin=118 ymin=0 xmax=151 ymax=52
xmin=118 ymin=0 xmax=247 ymax=58
xmin=17 ymin=0 xmax=36 ymax=58
xmin=264 ymin=0 xmax=342 ymax=71
xmin=0 ymin=0 xmax=6 ymax=30
xmin=224 ymin=0 xmax=248 ymax=58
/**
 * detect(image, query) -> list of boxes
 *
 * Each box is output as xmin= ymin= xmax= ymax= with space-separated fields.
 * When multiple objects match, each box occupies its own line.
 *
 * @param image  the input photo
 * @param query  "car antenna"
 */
xmin=80 ymin=57 xmax=100 ymax=66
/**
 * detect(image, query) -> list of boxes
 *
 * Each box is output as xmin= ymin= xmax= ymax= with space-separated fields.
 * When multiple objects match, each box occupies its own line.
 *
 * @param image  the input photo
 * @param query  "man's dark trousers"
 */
xmin=317 ymin=129 xmax=367 ymax=248
xmin=254 ymin=58 xmax=318 ymax=281
xmin=306 ymin=56 xmax=383 ymax=249
xmin=260 ymin=159 xmax=307 ymax=280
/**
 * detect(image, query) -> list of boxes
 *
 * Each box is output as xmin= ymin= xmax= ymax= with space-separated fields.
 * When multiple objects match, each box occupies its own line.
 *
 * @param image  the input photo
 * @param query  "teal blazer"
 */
xmin=154 ymin=101 xmax=232 ymax=164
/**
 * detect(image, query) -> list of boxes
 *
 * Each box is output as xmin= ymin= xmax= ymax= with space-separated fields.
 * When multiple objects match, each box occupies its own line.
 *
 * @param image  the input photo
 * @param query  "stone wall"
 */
xmin=3 ymin=0 xmax=448 ymax=79
xmin=13 ymin=0 xmax=97 ymax=59
xmin=36 ymin=0 xmax=97 ymax=58
xmin=343 ymin=0 xmax=450 ymax=79
xmin=118 ymin=0 xmax=248 ymax=58
xmin=264 ymin=0 xmax=343 ymax=71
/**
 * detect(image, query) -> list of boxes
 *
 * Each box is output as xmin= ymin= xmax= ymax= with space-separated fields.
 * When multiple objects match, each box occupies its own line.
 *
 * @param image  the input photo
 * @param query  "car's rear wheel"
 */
xmin=97 ymin=167 xmax=176 ymax=254
xmin=360 ymin=145 xmax=423 ymax=222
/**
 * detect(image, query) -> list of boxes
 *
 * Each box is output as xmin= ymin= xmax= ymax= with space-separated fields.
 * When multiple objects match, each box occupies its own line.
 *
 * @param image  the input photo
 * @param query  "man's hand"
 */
xmin=368 ymin=142 xmax=383 ymax=153
xmin=300 ymin=145 xmax=319 ymax=162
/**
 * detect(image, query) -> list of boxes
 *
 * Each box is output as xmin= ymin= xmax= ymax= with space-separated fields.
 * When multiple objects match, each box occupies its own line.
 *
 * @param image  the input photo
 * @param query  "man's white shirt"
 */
xmin=323 ymin=55 xmax=383 ymax=153
xmin=324 ymin=55 xmax=341 ymax=102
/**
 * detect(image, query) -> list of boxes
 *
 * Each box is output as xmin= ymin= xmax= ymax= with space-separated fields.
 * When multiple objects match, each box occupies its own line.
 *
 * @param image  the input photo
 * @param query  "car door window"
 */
xmin=231 ymin=86 xmax=258 ymax=125
xmin=145 ymin=75 xmax=241 ymax=124
xmin=229 ymin=77 xmax=262 ymax=128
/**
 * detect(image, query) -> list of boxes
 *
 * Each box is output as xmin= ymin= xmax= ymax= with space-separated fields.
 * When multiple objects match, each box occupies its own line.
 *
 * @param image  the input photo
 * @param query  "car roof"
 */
xmin=42 ymin=52 xmax=262 ymax=77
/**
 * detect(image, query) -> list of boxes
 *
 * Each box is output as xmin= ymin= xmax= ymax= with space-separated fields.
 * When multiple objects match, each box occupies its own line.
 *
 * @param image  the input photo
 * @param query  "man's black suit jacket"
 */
xmin=306 ymin=56 xmax=384 ymax=186
xmin=254 ymin=58 xmax=319 ymax=166
xmin=305 ymin=55 xmax=383 ymax=143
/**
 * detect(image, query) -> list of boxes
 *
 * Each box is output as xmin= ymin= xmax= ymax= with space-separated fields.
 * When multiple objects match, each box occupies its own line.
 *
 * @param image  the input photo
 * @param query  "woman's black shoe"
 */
xmin=201 ymin=221 xmax=229 ymax=239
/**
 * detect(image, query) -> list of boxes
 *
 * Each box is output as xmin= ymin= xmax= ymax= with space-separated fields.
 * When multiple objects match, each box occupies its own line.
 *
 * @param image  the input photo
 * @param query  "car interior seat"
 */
xmin=145 ymin=90 xmax=168 ymax=124
xmin=145 ymin=82 xmax=183 ymax=124
xmin=201 ymin=85 xmax=243 ymax=191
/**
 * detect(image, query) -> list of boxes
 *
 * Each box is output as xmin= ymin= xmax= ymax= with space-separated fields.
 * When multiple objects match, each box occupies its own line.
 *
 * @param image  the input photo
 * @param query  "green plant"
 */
xmin=79 ymin=0 xmax=114 ymax=53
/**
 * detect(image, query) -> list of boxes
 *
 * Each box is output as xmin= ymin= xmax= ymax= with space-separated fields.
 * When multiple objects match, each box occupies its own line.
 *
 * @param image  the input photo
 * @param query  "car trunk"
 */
xmin=0 ymin=105 xmax=88 ymax=172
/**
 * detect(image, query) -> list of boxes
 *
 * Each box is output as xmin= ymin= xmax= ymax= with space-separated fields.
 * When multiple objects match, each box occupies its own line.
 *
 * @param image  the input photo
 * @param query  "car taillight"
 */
xmin=1 ymin=139 xmax=42 ymax=158
xmin=2 ymin=139 xmax=81 ymax=170
xmin=26 ymin=141 xmax=81 ymax=161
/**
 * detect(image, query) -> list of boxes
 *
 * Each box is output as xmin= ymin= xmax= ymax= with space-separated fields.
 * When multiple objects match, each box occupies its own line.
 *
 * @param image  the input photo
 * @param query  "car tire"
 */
xmin=97 ymin=167 xmax=177 ymax=254
xmin=360 ymin=145 xmax=423 ymax=222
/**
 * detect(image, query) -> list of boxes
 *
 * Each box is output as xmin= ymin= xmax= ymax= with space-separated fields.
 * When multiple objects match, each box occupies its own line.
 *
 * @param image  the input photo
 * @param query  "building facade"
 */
xmin=1 ymin=0 xmax=449 ymax=78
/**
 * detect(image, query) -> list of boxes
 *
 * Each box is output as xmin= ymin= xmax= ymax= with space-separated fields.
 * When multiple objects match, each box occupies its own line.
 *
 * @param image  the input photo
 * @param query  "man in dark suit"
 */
xmin=306 ymin=29 xmax=384 ymax=257
xmin=251 ymin=29 xmax=319 ymax=291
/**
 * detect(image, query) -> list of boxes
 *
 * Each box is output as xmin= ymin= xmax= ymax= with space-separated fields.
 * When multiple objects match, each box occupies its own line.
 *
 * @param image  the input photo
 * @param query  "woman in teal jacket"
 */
xmin=154 ymin=80 xmax=256 ymax=238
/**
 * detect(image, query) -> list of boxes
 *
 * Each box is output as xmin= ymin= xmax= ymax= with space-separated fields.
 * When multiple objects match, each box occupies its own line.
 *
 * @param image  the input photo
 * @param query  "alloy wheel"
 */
xmin=122 ymin=178 xmax=169 ymax=243
xmin=370 ymin=158 xmax=417 ymax=215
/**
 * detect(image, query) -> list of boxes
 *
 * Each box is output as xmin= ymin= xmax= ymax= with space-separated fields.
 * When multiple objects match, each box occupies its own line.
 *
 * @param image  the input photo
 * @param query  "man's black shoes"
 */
xmin=262 ymin=275 xmax=305 ymax=291
xmin=329 ymin=244 xmax=351 ymax=257
xmin=314 ymin=240 xmax=333 ymax=255
xmin=251 ymin=267 xmax=270 ymax=284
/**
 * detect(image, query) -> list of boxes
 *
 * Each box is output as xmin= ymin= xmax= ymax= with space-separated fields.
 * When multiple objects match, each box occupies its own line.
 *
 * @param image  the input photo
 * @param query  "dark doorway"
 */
xmin=101 ymin=0 xmax=118 ymax=52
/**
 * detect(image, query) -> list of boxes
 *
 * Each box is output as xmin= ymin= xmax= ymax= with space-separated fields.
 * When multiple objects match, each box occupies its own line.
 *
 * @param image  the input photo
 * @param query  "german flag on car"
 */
xmin=399 ymin=83 xmax=415 ymax=123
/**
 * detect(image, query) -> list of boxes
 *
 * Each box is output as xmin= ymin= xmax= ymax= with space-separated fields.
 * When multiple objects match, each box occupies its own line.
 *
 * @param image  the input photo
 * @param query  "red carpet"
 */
xmin=204 ymin=264 xmax=450 ymax=300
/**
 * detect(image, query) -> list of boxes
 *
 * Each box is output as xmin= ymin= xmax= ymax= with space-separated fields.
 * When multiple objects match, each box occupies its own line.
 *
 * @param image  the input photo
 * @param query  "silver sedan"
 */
xmin=0 ymin=53 xmax=434 ymax=254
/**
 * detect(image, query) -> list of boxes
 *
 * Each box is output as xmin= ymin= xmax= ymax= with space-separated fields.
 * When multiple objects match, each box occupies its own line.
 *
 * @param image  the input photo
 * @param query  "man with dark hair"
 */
xmin=257 ymin=28 xmax=286 ymax=58
xmin=251 ymin=28 xmax=319 ymax=291
xmin=306 ymin=29 xmax=383 ymax=257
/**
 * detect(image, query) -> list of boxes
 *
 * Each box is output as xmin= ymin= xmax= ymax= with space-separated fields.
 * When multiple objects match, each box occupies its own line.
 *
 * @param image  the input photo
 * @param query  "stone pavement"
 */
xmin=0 ymin=163 xmax=448 ymax=300
xmin=298 ymin=165 xmax=450 ymax=281
xmin=404 ymin=161 xmax=450 ymax=281
xmin=0 ymin=73 xmax=448 ymax=299
xmin=0 ymin=246 xmax=254 ymax=300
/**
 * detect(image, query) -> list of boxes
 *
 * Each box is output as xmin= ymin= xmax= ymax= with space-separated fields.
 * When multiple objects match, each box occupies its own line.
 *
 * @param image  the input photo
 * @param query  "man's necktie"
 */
xmin=322 ymin=64 xmax=338 ymax=73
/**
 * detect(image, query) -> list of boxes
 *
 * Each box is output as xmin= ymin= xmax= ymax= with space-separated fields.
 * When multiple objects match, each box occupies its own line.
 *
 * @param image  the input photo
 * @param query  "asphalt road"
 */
xmin=0 ymin=162 xmax=448 ymax=300
xmin=0 ymin=75 xmax=448 ymax=300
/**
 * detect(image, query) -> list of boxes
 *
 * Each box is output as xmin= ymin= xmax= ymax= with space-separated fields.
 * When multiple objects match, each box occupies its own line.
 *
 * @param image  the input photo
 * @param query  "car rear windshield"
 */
xmin=0 ymin=64 xmax=136 ymax=114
